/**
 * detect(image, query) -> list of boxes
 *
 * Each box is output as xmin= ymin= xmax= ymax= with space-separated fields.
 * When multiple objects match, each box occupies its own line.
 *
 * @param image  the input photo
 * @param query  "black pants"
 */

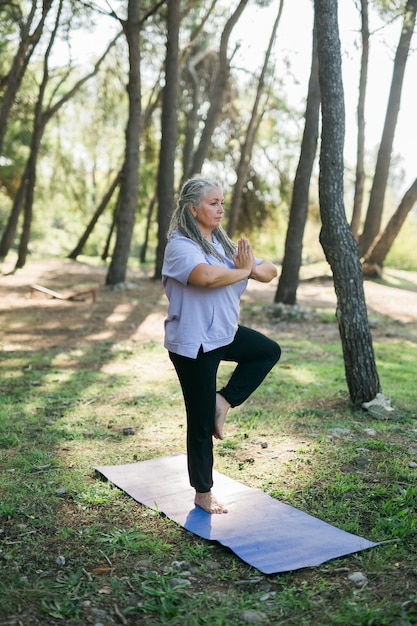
xmin=169 ymin=325 xmax=281 ymax=493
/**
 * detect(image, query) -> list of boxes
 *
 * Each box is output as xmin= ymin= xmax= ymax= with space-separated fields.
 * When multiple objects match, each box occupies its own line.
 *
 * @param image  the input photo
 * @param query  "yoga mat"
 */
xmin=95 ymin=454 xmax=379 ymax=574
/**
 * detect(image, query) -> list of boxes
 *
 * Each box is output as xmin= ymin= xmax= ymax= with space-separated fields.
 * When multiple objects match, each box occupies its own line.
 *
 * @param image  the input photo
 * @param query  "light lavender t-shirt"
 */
xmin=162 ymin=231 xmax=252 ymax=359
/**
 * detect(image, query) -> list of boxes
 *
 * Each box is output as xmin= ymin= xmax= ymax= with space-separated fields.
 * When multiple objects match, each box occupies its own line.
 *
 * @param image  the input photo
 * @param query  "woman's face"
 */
xmin=191 ymin=187 xmax=225 ymax=238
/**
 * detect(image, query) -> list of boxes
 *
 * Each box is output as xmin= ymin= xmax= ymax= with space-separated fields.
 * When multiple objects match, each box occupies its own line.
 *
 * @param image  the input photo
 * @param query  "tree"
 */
xmin=0 ymin=0 xmax=54 ymax=157
xmin=314 ymin=0 xmax=381 ymax=405
xmin=68 ymin=170 xmax=121 ymax=260
xmin=0 ymin=19 xmax=121 ymax=265
xmin=185 ymin=0 xmax=249 ymax=179
xmin=350 ymin=0 xmax=369 ymax=240
xmin=358 ymin=0 xmax=417 ymax=257
xmin=274 ymin=16 xmax=320 ymax=305
xmin=154 ymin=0 xmax=180 ymax=280
xmin=106 ymin=0 xmax=141 ymax=286
xmin=362 ymin=176 xmax=417 ymax=272
xmin=227 ymin=0 xmax=284 ymax=238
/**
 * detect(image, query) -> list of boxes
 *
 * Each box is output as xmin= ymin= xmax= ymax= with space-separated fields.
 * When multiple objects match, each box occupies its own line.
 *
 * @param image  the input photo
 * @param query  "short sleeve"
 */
xmin=162 ymin=235 xmax=208 ymax=286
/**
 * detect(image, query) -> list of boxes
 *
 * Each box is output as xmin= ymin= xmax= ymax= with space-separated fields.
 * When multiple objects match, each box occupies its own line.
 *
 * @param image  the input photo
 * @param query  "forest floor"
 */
xmin=1 ymin=257 xmax=416 ymax=354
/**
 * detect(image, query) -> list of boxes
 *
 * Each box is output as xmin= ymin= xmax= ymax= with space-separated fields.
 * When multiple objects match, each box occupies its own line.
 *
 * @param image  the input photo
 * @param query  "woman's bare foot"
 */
xmin=213 ymin=393 xmax=231 ymax=440
xmin=195 ymin=491 xmax=228 ymax=514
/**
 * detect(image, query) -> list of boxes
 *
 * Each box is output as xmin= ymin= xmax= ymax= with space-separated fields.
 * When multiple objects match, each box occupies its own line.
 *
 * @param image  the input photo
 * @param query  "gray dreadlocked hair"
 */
xmin=167 ymin=176 xmax=237 ymax=263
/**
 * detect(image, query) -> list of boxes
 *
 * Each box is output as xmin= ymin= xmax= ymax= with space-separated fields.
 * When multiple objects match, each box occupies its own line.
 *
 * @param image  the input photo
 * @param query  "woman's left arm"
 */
xmin=249 ymin=260 xmax=278 ymax=283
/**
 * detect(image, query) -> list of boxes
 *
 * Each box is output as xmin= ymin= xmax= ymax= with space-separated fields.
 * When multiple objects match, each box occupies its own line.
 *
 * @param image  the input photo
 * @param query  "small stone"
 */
xmin=56 ymin=555 xmax=66 ymax=566
xmin=348 ymin=571 xmax=368 ymax=585
xmin=408 ymin=461 xmax=417 ymax=468
xmin=260 ymin=441 xmax=268 ymax=449
xmin=240 ymin=609 xmax=268 ymax=623
xmin=171 ymin=560 xmax=190 ymax=570
xmin=328 ymin=428 xmax=351 ymax=437
xmin=123 ymin=427 xmax=135 ymax=436
xmin=171 ymin=577 xmax=191 ymax=587
xmin=354 ymin=455 xmax=371 ymax=467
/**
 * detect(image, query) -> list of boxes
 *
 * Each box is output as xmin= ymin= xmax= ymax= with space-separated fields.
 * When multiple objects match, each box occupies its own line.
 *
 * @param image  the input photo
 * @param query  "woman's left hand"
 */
xmin=233 ymin=237 xmax=255 ymax=272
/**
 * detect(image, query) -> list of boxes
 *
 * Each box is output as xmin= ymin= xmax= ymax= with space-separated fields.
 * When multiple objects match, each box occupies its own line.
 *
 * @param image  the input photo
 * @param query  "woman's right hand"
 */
xmin=233 ymin=237 xmax=255 ymax=272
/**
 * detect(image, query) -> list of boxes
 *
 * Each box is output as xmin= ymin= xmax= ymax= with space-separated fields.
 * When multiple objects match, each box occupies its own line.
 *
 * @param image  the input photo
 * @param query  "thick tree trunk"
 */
xmin=350 ymin=0 xmax=369 ymax=240
xmin=315 ymin=0 xmax=380 ymax=405
xmin=358 ymin=0 xmax=417 ymax=256
xmin=154 ymin=0 xmax=180 ymax=280
xmin=106 ymin=0 xmax=141 ymax=285
xmin=363 ymin=176 xmax=417 ymax=271
xmin=227 ymin=0 xmax=284 ymax=238
xmin=274 ymin=19 xmax=320 ymax=305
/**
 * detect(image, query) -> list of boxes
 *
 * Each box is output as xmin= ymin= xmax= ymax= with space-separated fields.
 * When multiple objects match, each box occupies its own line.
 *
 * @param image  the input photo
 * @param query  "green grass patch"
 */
xmin=0 ymin=305 xmax=416 ymax=625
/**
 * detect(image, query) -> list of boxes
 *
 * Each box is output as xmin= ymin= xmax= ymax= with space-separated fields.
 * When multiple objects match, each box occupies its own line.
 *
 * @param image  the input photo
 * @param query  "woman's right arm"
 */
xmin=188 ymin=264 xmax=251 ymax=288
xmin=188 ymin=237 xmax=254 ymax=288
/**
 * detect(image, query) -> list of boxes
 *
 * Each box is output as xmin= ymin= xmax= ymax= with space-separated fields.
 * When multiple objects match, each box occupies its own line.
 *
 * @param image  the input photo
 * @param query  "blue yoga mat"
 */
xmin=95 ymin=454 xmax=378 ymax=574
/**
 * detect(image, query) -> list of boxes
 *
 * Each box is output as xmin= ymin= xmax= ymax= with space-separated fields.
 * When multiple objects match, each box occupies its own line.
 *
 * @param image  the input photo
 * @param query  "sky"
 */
xmin=231 ymin=0 xmax=417 ymax=197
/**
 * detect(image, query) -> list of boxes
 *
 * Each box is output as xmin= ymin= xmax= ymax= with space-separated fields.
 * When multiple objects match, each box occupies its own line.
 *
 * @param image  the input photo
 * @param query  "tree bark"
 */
xmin=315 ymin=0 xmax=380 ymax=405
xmin=358 ymin=0 xmax=417 ymax=256
xmin=274 ymin=18 xmax=320 ymax=305
xmin=227 ymin=0 xmax=284 ymax=238
xmin=363 ymin=176 xmax=417 ymax=271
xmin=350 ymin=0 xmax=369 ymax=240
xmin=106 ymin=0 xmax=141 ymax=285
xmin=154 ymin=0 xmax=180 ymax=280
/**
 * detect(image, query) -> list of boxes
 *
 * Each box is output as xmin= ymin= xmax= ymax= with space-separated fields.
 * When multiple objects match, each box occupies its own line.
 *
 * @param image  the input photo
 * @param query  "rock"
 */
xmin=354 ymin=455 xmax=371 ymax=467
xmin=240 ymin=609 xmax=268 ymax=623
xmin=348 ymin=571 xmax=368 ymax=586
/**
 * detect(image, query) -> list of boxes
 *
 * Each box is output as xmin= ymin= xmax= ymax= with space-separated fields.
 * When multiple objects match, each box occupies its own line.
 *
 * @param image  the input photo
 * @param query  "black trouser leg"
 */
xmin=169 ymin=326 xmax=280 ymax=493
xmin=169 ymin=347 xmax=221 ymax=493
xmin=218 ymin=326 xmax=281 ymax=407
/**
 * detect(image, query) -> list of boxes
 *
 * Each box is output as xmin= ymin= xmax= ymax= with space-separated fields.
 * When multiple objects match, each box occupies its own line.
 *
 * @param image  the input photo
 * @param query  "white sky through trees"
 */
xmin=232 ymin=0 xmax=417 ymax=198
xmin=52 ymin=1 xmax=416 ymax=198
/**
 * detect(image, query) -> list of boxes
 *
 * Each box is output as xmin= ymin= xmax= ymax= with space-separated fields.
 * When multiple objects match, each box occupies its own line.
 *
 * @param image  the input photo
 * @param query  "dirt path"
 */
xmin=0 ymin=259 xmax=416 ymax=352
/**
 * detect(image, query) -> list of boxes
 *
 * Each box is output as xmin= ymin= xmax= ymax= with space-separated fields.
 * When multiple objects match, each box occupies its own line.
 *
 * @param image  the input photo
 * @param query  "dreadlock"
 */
xmin=167 ymin=176 xmax=236 ymax=263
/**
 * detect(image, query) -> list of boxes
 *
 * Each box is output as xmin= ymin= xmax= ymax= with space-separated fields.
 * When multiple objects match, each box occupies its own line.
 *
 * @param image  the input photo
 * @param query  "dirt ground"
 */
xmin=0 ymin=258 xmax=417 ymax=353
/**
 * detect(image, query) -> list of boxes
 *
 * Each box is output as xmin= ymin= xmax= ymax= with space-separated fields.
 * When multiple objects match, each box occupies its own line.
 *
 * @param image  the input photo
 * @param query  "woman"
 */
xmin=162 ymin=176 xmax=281 ymax=514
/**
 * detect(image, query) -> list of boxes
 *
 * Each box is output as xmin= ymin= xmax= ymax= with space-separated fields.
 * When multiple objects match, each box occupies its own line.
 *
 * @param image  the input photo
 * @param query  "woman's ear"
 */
xmin=188 ymin=204 xmax=197 ymax=217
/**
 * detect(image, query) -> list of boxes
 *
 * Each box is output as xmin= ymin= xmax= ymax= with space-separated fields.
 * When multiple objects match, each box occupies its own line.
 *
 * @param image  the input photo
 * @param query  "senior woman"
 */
xmin=162 ymin=176 xmax=281 ymax=514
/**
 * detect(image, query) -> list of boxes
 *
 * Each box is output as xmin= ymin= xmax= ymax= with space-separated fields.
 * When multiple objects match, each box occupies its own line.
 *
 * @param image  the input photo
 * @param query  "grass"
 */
xmin=1 ymin=279 xmax=417 ymax=625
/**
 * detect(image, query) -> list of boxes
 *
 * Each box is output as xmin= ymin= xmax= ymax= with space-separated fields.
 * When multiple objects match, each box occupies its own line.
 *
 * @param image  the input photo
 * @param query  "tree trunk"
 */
xmin=358 ymin=0 xmax=417 ymax=256
xmin=186 ymin=0 xmax=249 ymax=178
xmin=315 ymin=0 xmax=380 ymax=405
xmin=363 ymin=176 xmax=417 ymax=272
xmin=0 ymin=160 xmax=29 ymax=260
xmin=15 ymin=0 xmax=64 ymax=270
xmin=102 ymin=192 xmax=121 ymax=261
xmin=350 ymin=0 xmax=369 ymax=240
xmin=140 ymin=193 xmax=156 ymax=264
xmin=68 ymin=171 xmax=121 ymax=260
xmin=227 ymin=0 xmax=284 ymax=238
xmin=0 ymin=0 xmax=54 ymax=156
xmin=106 ymin=0 xmax=141 ymax=286
xmin=154 ymin=0 xmax=180 ymax=280
xmin=274 ymin=19 xmax=320 ymax=305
